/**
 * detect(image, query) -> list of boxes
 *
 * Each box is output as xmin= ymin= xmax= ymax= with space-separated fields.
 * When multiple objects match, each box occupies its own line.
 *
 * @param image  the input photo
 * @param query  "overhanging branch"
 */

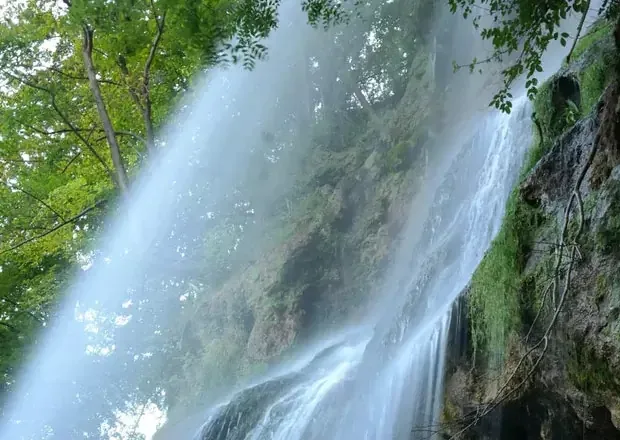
xmin=49 ymin=66 xmax=122 ymax=86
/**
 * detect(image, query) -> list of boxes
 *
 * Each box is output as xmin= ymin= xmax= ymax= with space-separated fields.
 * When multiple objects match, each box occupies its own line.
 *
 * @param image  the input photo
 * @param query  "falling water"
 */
xmin=0 ymin=0 xmax=588 ymax=438
xmin=186 ymin=95 xmax=533 ymax=440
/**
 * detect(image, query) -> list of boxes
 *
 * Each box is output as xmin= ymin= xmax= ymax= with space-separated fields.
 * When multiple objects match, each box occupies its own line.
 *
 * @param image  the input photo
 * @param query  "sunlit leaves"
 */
xmin=449 ymin=0 xmax=617 ymax=112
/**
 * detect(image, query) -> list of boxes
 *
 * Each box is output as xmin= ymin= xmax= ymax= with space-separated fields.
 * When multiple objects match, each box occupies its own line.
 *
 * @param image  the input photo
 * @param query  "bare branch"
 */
xmin=81 ymin=25 xmax=129 ymax=192
xmin=0 ymin=321 xmax=20 ymax=334
xmin=144 ymin=10 xmax=166 ymax=82
xmin=1 ymin=297 xmax=46 ymax=325
xmin=565 ymin=0 xmax=592 ymax=64
xmin=142 ymin=8 xmax=167 ymax=153
xmin=94 ymin=131 xmax=146 ymax=145
xmin=1 ymin=182 xmax=66 ymax=221
xmin=61 ymin=151 xmax=83 ymax=174
xmin=453 ymin=48 xmax=511 ymax=71
xmin=49 ymin=66 xmax=123 ymax=87
xmin=0 ymin=200 xmax=107 ymax=256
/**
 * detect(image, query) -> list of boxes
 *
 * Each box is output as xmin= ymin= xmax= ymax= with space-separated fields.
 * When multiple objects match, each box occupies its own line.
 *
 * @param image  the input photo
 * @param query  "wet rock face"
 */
xmin=444 ymin=79 xmax=620 ymax=439
xmin=196 ymin=375 xmax=299 ymax=440
xmin=520 ymin=114 xmax=597 ymax=215
xmin=591 ymin=82 xmax=620 ymax=188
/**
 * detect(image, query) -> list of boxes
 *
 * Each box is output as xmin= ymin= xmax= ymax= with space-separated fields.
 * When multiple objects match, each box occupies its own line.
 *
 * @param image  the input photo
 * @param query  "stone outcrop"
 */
xmin=442 ymin=22 xmax=620 ymax=439
xmin=521 ymin=114 xmax=597 ymax=214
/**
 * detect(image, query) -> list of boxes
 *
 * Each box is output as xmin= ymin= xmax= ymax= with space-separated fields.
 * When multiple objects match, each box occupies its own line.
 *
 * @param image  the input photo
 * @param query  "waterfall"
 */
xmin=0 ymin=0 xmax=539 ymax=438
xmin=187 ymin=97 xmax=533 ymax=440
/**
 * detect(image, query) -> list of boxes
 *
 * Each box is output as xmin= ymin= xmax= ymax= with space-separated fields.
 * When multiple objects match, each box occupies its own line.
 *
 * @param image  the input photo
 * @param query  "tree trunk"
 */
xmin=82 ymin=26 xmax=129 ymax=193
xmin=141 ymin=12 xmax=166 ymax=154
xmin=143 ymin=98 xmax=156 ymax=153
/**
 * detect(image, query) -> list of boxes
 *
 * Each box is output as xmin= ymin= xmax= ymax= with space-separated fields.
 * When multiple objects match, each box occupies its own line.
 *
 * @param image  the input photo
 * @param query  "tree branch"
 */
xmin=453 ymin=48 xmax=511 ymax=71
xmin=5 ymin=72 xmax=115 ymax=181
xmin=0 ymin=200 xmax=107 ymax=256
xmin=15 ymin=120 xmax=74 ymax=137
xmin=81 ymin=25 xmax=129 ymax=192
xmin=2 ymin=182 xmax=66 ymax=221
xmin=94 ymin=131 xmax=146 ymax=145
xmin=144 ymin=9 xmax=166 ymax=82
xmin=61 ymin=151 xmax=82 ymax=174
xmin=142 ymin=8 xmax=167 ymax=153
xmin=0 ymin=321 xmax=20 ymax=334
xmin=49 ymin=66 xmax=122 ymax=87
xmin=115 ymin=55 xmax=145 ymax=113
xmin=565 ymin=0 xmax=592 ymax=64
xmin=1 ymin=297 xmax=46 ymax=325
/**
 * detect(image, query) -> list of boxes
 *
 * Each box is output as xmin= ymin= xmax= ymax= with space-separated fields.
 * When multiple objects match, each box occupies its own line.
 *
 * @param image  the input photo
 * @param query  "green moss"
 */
xmin=568 ymin=343 xmax=620 ymax=394
xmin=518 ymin=252 xmax=555 ymax=328
xmin=531 ymin=79 xmax=554 ymax=143
xmin=385 ymin=141 xmax=411 ymax=172
xmin=441 ymin=397 xmax=459 ymax=424
xmin=468 ymin=99 xmax=565 ymax=363
xmin=596 ymin=274 xmax=609 ymax=305
xmin=531 ymin=19 xmax=614 ymax=155
xmin=580 ymin=55 xmax=614 ymax=114
xmin=597 ymin=217 xmax=620 ymax=256
xmin=570 ymin=19 xmax=613 ymax=62
xmin=573 ymin=18 xmax=616 ymax=113
xmin=468 ymin=186 xmax=545 ymax=363
xmin=596 ymin=187 xmax=620 ymax=256
xmin=530 ymin=78 xmax=578 ymax=163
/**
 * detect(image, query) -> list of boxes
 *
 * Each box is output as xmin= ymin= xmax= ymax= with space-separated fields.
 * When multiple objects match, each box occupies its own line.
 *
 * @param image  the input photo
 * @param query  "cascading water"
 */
xmin=187 ymin=96 xmax=533 ymax=440
xmin=2 ymin=0 xmax=585 ymax=437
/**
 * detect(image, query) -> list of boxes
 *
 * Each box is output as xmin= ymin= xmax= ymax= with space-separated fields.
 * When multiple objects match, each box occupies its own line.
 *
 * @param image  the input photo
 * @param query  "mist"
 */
xmin=0 ymin=0 xmax=599 ymax=439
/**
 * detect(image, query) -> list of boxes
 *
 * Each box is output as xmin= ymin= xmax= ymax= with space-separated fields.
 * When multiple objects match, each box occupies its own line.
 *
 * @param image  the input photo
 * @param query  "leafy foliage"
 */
xmin=449 ymin=0 xmax=619 ymax=112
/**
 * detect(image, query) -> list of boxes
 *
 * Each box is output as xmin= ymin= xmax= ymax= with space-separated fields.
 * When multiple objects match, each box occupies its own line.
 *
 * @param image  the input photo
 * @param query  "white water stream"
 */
xmin=188 ymin=97 xmax=532 ymax=440
xmin=3 ymin=0 xmax=592 ymax=437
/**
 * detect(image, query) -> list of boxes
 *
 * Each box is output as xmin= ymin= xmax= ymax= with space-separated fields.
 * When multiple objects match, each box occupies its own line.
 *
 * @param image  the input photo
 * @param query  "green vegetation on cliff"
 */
xmin=164 ymin=22 xmax=441 ymax=421
xmin=468 ymin=16 xmax=617 ymax=366
xmin=468 ymin=186 xmax=544 ymax=362
xmin=442 ymin=13 xmax=620 ymax=439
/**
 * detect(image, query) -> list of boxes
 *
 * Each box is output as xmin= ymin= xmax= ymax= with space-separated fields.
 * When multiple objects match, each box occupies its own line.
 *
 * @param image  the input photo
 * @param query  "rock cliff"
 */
xmin=441 ymin=16 xmax=620 ymax=440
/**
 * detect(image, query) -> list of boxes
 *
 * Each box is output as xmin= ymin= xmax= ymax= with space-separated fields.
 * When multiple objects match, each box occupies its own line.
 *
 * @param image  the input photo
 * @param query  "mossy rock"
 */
xmin=533 ymin=74 xmax=582 ymax=146
xmin=594 ymin=170 xmax=620 ymax=256
xmin=568 ymin=342 xmax=620 ymax=396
